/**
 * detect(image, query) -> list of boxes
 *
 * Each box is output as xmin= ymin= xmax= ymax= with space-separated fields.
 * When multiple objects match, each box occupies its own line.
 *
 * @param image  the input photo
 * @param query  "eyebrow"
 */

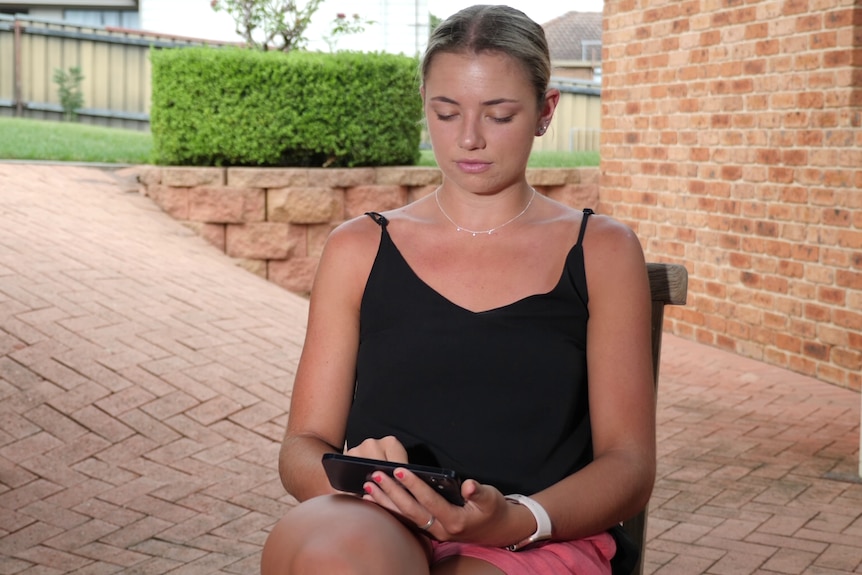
xmin=430 ymin=96 xmax=521 ymax=106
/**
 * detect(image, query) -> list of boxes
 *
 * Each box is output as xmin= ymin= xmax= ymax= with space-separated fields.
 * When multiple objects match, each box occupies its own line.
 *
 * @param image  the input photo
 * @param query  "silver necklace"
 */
xmin=435 ymin=188 xmax=537 ymax=237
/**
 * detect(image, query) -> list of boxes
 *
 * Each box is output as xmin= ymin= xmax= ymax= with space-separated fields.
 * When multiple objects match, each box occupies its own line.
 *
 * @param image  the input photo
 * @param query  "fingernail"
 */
xmin=364 ymin=484 xmax=373 ymax=494
xmin=394 ymin=470 xmax=405 ymax=480
xmin=372 ymin=473 xmax=383 ymax=483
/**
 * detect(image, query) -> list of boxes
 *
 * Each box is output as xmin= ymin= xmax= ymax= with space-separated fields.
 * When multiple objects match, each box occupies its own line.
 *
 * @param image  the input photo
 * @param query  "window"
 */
xmin=64 ymin=10 xmax=140 ymax=28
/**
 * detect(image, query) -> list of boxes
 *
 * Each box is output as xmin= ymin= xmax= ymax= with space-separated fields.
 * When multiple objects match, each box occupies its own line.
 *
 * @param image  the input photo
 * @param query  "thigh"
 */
xmin=432 ymin=556 xmax=506 ymax=575
xmin=261 ymin=494 xmax=431 ymax=575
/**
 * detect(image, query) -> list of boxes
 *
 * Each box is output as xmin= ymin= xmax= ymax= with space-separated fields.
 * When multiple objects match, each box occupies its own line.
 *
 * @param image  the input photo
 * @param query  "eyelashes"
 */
xmin=434 ymin=114 xmax=514 ymax=124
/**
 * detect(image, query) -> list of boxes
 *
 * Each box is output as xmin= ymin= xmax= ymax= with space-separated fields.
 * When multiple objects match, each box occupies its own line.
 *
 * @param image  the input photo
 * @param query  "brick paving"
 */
xmin=0 ymin=163 xmax=859 ymax=575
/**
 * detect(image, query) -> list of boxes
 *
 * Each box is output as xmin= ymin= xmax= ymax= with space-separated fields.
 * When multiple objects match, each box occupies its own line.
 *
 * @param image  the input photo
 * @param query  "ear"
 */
xmin=544 ymin=88 xmax=561 ymax=115
xmin=537 ymin=88 xmax=560 ymax=133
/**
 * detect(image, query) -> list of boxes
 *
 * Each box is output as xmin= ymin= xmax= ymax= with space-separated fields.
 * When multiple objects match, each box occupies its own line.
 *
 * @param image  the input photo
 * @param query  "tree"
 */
xmin=323 ymin=12 xmax=376 ymax=52
xmin=211 ymin=0 xmax=324 ymax=52
xmin=429 ymin=12 xmax=442 ymax=35
xmin=53 ymin=66 xmax=84 ymax=122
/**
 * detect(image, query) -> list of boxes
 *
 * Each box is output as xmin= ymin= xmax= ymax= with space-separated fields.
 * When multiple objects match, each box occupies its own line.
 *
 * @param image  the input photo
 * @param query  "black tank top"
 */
xmin=346 ymin=210 xmax=594 ymax=495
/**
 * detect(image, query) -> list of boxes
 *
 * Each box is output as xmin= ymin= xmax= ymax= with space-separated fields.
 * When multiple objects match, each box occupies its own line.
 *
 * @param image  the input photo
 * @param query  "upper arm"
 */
xmin=285 ymin=217 xmax=380 ymax=450
xmin=583 ymin=217 xmax=655 ymax=463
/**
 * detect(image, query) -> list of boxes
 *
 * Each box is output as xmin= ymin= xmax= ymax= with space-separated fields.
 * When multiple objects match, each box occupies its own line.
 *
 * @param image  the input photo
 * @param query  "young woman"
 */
xmin=261 ymin=5 xmax=655 ymax=574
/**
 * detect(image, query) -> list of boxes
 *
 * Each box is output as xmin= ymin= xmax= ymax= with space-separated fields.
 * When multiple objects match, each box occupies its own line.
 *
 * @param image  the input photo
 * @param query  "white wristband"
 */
xmin=504 ymin=494 xmax=553 ymax=551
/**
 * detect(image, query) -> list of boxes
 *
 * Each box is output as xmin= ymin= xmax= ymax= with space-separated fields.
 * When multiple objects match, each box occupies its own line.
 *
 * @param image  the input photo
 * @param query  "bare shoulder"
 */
xmin=313 ymin=213 xmax=383 ymax=302
xmin=582 ymin=213 xmax=644 ymax=259
xmin=581 ymin=213 xmax=648 ymax=289
xmin=322 ymin=213 xmax=382 ymax=260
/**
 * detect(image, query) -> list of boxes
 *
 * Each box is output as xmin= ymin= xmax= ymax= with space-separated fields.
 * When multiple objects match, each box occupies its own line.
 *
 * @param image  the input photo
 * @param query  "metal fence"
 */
xmin=0 ymin=15 xmax=235 ymax=130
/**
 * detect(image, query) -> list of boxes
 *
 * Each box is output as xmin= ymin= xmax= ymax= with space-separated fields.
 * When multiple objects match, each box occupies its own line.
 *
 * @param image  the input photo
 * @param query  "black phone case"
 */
xmin=322 ymin=453 xmax=465 ymax=506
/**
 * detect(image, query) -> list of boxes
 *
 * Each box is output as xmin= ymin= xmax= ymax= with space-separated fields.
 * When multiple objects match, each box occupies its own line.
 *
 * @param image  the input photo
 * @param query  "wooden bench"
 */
xmin=620 ymin=262 xmax=688 ymax=575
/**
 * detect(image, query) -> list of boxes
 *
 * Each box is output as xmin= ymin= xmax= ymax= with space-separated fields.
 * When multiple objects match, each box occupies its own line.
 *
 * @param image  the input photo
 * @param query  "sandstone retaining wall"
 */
xmin=136 ymin=166 xmax=599 ymax=295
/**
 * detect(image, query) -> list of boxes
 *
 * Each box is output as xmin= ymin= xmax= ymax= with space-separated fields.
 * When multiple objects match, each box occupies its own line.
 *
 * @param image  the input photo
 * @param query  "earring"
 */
xmin=536 ymin=123 xmax=549 ymax=136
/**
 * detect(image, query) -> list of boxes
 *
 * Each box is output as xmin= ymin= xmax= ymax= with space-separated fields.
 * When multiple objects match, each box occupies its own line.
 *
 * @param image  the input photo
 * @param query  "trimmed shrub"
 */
xmin=150 ymin=47 xmax=421 ymax=167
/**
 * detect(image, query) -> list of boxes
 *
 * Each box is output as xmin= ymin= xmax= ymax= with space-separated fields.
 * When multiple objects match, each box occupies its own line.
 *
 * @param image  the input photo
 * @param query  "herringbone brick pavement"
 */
xmin=0 ymin=163 xmax=860 ymax=575
xmin=0 ymin=163 xmax=306 ymax=574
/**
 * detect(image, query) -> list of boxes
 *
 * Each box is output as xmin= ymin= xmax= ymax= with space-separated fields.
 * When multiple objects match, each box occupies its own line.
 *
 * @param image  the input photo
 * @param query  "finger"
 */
xmin=368 ymin=471 xmax=438 ymax=531
xmin=393 ymin=467 xmax=458 ymax=507
xmin=346 ymin=436 xmax=409 ymax=463
xmin=378 ymin=436 xmax=409 ymax=462
xmin=362 ymin=478 xmax=401 ymax=514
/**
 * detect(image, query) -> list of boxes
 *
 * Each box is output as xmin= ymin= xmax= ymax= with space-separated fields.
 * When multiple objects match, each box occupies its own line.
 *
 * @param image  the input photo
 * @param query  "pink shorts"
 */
xmin=430 ymin=532 xmax=616 ymax=574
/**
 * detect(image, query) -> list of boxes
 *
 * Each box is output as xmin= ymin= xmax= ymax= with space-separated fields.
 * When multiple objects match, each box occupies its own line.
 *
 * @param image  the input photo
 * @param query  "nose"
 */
xmin=458 ymin=116 xmax=485 ymax=150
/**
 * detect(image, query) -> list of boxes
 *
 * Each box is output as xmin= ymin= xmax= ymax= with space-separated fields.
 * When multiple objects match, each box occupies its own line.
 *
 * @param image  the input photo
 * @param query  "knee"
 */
xmin=261 ymin=495 xmax=428 ymax=575
xmin=262 ymin=511 xmax=364 ymax=575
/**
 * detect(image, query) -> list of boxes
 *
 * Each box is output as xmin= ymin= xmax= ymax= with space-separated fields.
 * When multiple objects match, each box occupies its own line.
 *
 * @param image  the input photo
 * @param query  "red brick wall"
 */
xmin=601 ymin=0 xmax=861 ymax=390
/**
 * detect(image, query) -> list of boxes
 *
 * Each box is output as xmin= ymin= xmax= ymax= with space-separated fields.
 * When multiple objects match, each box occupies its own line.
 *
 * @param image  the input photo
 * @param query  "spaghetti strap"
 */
xmin=365 ymin=212 xmax=388 ymax=227
xmin=576 ymin=209 xmax=594 ymax=246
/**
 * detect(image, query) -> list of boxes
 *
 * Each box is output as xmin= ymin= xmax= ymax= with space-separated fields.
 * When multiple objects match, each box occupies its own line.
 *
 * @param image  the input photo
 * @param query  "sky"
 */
xmin=426 ymin=1 xmax=605 ymax=24
xmin=151 ymin=0 xmax=607 ymax=51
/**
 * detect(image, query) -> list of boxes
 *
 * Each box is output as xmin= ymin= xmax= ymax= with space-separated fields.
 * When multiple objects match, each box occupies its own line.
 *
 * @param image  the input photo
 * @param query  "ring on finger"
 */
xmin=419 ymin=516 xmax=435 ymax=531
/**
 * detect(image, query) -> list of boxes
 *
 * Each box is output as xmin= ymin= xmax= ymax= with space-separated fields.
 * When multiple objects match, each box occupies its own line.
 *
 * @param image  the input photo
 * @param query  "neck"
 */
xmin=435 ymin=187 xmax=536 ymax=237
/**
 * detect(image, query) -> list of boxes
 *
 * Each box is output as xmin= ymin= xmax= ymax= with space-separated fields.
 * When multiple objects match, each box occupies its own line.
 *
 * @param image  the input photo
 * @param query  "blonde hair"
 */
xmin=421 ymin=5 xmax=551 ymax=108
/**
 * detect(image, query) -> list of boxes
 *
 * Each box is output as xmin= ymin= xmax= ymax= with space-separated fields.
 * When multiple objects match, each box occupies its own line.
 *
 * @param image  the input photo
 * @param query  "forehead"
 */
xmin=423 ymin=51 xmax=533 ymax=97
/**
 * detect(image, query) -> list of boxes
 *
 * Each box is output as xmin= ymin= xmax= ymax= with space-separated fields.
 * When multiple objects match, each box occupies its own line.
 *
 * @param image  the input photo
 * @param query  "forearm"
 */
xmin=278 ymin=433 xmax=342 ymax=502
xmin=534 ymin=448 xmax=655 ymax=541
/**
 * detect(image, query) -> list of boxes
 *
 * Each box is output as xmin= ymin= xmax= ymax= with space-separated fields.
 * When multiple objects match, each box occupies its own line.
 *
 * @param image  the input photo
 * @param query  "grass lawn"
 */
xmin=417 ymin=149 xmax=598 ymax=168
xmin=0 ymin=117 xmax=599 ymax=167
xmin=0 ymin=117 xmax=153 ymax=164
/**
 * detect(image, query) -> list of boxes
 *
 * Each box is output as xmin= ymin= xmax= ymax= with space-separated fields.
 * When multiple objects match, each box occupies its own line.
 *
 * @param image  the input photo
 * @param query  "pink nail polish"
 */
xmin=394 ymin=470 xmax=405 ymax=480
xmin=364 ymin=484 xmax=373 ymax=494
xmin=372 ymin=473 xmax=383 ymax=483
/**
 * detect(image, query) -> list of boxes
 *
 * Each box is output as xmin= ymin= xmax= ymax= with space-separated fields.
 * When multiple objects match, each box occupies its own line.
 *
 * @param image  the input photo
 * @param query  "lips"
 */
xmin=456 ymin=160 xmax=491 ymax=173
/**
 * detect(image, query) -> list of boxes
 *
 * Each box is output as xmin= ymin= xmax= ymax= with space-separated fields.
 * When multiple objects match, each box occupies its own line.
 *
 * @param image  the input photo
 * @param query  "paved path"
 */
xmin=0 ymin=163 xmax=859 ymax=575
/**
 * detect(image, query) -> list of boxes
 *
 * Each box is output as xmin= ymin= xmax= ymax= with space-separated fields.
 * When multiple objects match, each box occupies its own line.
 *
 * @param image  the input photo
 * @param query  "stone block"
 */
xmin=182 ymin=222 xmax=227 ymax=252
xmin=545 ymin=184 xmax=600 ymax=209
xmin=135 ymin=165 xmax=162 ymax=186
xmin=374 ymin=167 xmax=442 ymax=186
xmin=267 ymin=187 xmax=343 ymax=224
xmin=527 ymin=168 xmax=571 ymax=187
xmin=307 ymin=223 xmax=339 ymax=259
xmin=147 ymin=185 xmax=189 ymax=220
xmin=309 ymin=168 xmax=376 ymax=188
xmin=269 ymin=257 xmax=319 ymax=295
xmin=234 ymin=258 xmax=268 ymax=279
xmin=409 ymin=185 xmax=438 ymax=203
xmin=226 ymin=223 xmax=294 ymax=260
xmin=344 ymin=185 xmax=409 ymax=219
xmin=575 ymin=168 xmax=600 ymax=185
xmin=188 ymin=186 xmax=266 ymax=224
xmin=162 ymin=167 xmax=224 ymax=187
xmin=228 ymin=168 xmax=309 ymax=189
xmin=288 ymin=223 xmax=309 ymax=258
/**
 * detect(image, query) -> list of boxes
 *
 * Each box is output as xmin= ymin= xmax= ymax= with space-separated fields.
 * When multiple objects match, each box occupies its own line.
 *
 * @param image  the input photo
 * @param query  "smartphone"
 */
xmin=321 ymin=453 xmax=465 ymax=506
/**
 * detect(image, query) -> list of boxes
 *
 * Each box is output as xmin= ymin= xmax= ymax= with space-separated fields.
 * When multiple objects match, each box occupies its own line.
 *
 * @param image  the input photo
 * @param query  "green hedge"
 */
xmin=150 ymin=47 xmax=422 ymax=167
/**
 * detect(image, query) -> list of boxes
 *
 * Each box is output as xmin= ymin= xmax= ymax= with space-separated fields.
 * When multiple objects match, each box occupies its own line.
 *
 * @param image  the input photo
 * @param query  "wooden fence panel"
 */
xmin=532 ymin=78 xmax=602 ymax=153
xmin=0 ymin=15 xmax=231 ymax=130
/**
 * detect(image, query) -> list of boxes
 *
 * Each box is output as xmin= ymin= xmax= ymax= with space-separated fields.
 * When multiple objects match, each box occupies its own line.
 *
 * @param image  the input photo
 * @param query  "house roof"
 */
xmin=543 ymin=11 xmax=603 ymax=62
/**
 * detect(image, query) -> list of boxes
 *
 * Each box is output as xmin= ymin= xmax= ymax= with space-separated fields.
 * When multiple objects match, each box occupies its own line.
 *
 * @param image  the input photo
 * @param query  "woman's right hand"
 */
xmin=344 ymin=435 xmax=409 ymax=464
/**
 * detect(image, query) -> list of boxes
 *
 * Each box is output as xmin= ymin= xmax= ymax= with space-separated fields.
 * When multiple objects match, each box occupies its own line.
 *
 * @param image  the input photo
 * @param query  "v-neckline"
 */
xmin=380 ymin=229 xmax=578 ymax=315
